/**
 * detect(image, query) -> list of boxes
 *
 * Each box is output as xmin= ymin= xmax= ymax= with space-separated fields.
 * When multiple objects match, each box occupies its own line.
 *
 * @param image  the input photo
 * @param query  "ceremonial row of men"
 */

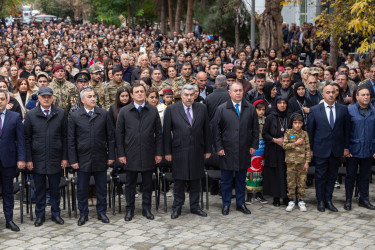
xmin=0 ymin=80 xmax=258 ymax=231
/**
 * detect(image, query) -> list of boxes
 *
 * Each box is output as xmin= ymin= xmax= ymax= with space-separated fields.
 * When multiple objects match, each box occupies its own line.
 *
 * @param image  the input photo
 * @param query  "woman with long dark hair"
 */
xmin=108 ymin=87 xmax=132 ymax=126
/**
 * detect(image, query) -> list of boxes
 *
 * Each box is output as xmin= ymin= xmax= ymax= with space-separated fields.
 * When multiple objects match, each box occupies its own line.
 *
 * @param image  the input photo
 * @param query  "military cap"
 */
xmin=74 ymin=72 xmax=91 ymax=82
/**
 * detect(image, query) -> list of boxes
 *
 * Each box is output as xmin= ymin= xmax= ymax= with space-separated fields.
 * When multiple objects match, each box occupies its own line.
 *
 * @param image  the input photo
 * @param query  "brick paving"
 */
xmin=1 ymin=183 xmax=375 ymax=249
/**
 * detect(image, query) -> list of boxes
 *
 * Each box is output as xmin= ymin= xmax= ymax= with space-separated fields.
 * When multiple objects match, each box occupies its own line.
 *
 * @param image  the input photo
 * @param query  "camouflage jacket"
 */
xmin=49 ymin=78 xmax=78 ymax=114
xmin=171 ymin=76 xmax=196 ymax=101
xmin=103 ymin=80 xmax=131 ymax=110
xmin=283 ymin=129 xmax=311 ymax=164
xmin=152 ymin=80 xmax=172 ymax=95
xmin=90 ymin=81 xmax=105 ymax=108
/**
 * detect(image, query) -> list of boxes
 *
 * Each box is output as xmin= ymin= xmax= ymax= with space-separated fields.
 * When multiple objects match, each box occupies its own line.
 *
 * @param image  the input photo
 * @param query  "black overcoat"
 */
xmin=116 ymin=102 xmax=163 ymax=172
xmin=211 ymin=100 xmax=259 ymax=171
xmin=24 ymin=105 xmax=68 ymax=175
xmin=163 ymin=102 xmax=211 ymax=180
xmin=68 ymin=106 xmax=115 ymax=173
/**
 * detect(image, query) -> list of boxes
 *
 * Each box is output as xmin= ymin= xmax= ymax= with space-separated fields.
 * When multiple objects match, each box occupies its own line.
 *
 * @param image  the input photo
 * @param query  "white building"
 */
xmin=244 ymin=0 xmax=322 ymax=26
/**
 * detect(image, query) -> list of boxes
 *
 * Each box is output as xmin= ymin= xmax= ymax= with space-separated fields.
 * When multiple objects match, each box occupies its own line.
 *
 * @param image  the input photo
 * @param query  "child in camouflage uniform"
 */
xmin=283 ymin=113 xmax=311 ymax=212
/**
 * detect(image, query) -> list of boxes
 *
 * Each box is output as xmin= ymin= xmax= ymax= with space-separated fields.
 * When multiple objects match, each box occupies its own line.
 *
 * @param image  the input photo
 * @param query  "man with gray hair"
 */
xmin=68 ymin=87 xmax=115 ymax=226
xmin=120 ymin=53 xmax=134 ymax=83
xmin=205 ymin=75 xmax=230 ymax=121
xmin=277 ymin=73 xmax=294 ymax=100
xmin=131 ymin=54 xmax=152 ymax=82
xmin=164 ymin=84 xmax=212 ymax=219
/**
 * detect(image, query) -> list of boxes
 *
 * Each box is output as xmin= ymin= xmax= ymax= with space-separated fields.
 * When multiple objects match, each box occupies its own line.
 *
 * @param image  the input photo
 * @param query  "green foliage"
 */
xmin=195 ymin=0 xmax=253 ymax=45
xmin=0 ymin=0 xmax=23 ymax=17
xmin=89 ymin=0 xmax=157 ymax=26
xmin=315 ymin=0 xmax=375 ymax=53
xmin=39 ymin=0 xmax=74 ymax=19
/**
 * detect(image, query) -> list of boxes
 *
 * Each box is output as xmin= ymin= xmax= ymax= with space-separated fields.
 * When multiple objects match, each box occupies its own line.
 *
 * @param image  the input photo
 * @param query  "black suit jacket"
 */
xmin=307 ymin=102 xmax=349 ymax=158
xmin=163 ymin=102 xmax=211 ymax=180
xmin=0 ymin=110 xmax=26 ymax=167
xmin=204 ymin=88 xmax=230 ymax=121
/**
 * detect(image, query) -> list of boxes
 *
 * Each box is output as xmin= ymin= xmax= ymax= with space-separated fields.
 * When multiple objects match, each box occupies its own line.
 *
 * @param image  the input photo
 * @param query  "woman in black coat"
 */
xmin=108 ymin=87 xmax=132 ymax=127
xmin=262 ymin=96 xmax=289 ymax=206
xmin=287 ymin=81 xmax=312 ymax=127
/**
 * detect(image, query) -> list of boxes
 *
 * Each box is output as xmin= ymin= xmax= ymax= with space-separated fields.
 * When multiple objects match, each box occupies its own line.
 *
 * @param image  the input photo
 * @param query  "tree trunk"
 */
xmin=174 ymin=0 xmax=183 ymax=34
xmin=168 ymin=0 xmax=174 ymax=36
xmin=160 ymin=0 xmax=166 ymax=34
xmin=127 ymin=5 xmax=131 ymax=26
xmin=255 ymin=0 xmax=283 ymax=57
xmin=185 ymin=0 xmax=194 ymax=35
xmin=235 ymin=15 xmax=240 ymax=52
xmin=329 ymin=1 xmax=343 ymax=69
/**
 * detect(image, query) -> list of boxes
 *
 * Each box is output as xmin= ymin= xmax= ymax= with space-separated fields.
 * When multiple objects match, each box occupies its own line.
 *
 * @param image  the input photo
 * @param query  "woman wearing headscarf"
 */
xmin=287 ymin=81 xmax=312 ymax=127
xmin=262 ymin=82 xmax=278 ymax=116
xmin=262 ymin=96 xmax=289 ymax=207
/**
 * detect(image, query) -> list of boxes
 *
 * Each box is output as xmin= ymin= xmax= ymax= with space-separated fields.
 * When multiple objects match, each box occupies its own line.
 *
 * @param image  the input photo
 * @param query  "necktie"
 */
xmin=88 ymin=111 xmax=93 ymax=117
xmin=328 ymin=106 xmax=334 ymax=129
xmin=186 ymin=107 xmax=193 ymax=126
xmin=0 ymin=113 xmax=2 ymax=135
xmin=235 ymin=103 xmax=240 ymax=118
xmin=138 ymin=106 xmax=142 ymax=113
xmin=44 ymin=110 xmax=49 ymax=117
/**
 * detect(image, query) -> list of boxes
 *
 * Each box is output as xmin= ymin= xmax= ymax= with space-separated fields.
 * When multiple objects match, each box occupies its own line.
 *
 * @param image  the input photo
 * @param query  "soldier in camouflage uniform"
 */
xmin=283 ymin=113 xmax=311 ymax=212
xmin=89 ymin=65 xmax=105 ymax=108
xmin=171 ymin=62 xmax=195 ymax=102
xmin=66 ymin=72 xmax=91 ymax=114
xmin=49 ymin=65 xmax=78 ymax=114
xmin=151 ymin=68 xmax=171 ymax=96
xmin=103 ymin=67 xmax=131 ymax=110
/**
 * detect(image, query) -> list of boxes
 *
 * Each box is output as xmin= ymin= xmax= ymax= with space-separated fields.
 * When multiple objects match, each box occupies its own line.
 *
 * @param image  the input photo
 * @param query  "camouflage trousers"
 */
xmin=286 ymin=163 xmax=307 ymax=200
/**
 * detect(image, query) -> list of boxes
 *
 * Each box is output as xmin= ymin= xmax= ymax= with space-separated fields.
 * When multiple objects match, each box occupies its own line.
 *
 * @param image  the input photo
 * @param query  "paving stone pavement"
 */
xmin=1 ymin=183 xmax=375 ymax=249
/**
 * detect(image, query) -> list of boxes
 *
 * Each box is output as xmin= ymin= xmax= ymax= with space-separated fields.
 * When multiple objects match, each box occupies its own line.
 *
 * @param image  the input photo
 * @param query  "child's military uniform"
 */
xmin=283 ymin=129 xmax=311 ymax=200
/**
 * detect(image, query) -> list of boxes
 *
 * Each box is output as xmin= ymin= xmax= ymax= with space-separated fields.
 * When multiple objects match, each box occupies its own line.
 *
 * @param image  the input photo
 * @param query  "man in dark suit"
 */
xmin=205 ymin=75 xmax=230 ymax=121
xmin=163 ymin=84 xmax=212 ymax=219
xmin=24 ymin=87 xmax=68 ymax=227
xmin=196 ymin=71 xmax=213 ymax=101
xmin=307 ymin=84 xmax=350 ymax=212
xmin=116 ymin=84 xmax=163 ymax=222
xmin=68 ymin=87 xmax=116 ymax=226
xmin=0 ymin=89 xmax=26 ymax=231
xmin=120 ymin=53 xmax=134 ymax=84
xmin=212 ymin=82 xmax=259 ymax=216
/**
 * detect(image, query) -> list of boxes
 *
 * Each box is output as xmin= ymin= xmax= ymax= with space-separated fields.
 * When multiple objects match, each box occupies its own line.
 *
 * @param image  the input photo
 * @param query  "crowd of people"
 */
xmin=0 ymin=19 xmax=375 ymax=232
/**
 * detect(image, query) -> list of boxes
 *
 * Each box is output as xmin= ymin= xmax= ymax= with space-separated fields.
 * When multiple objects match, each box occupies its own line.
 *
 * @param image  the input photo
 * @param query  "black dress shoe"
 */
xmin=171 ymin=210 xmax=181 ymax=219
xmin=273 ymin=198 xmax=280 ymax=207
xmin=222 ymin=206 xmax=230 ymax=215
xmin=317 ymin=201 xmax=325 ymax=212
xmin=77 ymin=216 xmax=88 ymax=226
xmin=97 ymin=213 xmax=110 ymax=223
xmin=325 ymin=201 xmax=338 ymax=212
xmin=191 ymin=208 xmax=207 ymax=217
xmin=359 ymin=199 xmax=375 ymax=210
xmin=124 ymin=210 xmax=134 ymax=221
xmin=343 ymin=199 xmax=352 ymax=211
xmin=236 ymin=204 xmax=251 ymax=214
xmin=52 ymin=215 xmax=64 ymax=225
xmin=6 ymin=221 xmax=20 ymax=232
xmin=34 ymin=217 xmax=45 ymax=227
xmin=142 ymin=209 xmax=155 ymax=220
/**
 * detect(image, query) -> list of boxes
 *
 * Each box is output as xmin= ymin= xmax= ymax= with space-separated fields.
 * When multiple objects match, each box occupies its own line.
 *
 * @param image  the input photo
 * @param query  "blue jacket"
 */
xmin=121 ymin=65 xmax=134 ymax=84
xmin=0 ymin=110 xmax=26 ymax=167
xmin=307 ymin=102 xmax=350 ymax=158
xmin=348 ymin=103 xmax=375 ymax=158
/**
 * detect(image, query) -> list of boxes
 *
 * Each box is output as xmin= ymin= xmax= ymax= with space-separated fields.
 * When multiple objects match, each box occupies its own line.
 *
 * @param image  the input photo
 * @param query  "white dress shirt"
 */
xmin=232 ymin=101 xmax=241 ymax=113
xmin=134 ymin=102 xmax=145 ymax=109
xmin=40 ymin=106 xmax=51 ymax=116
xmin=323 ymin=101 xmax=336 ymax=124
